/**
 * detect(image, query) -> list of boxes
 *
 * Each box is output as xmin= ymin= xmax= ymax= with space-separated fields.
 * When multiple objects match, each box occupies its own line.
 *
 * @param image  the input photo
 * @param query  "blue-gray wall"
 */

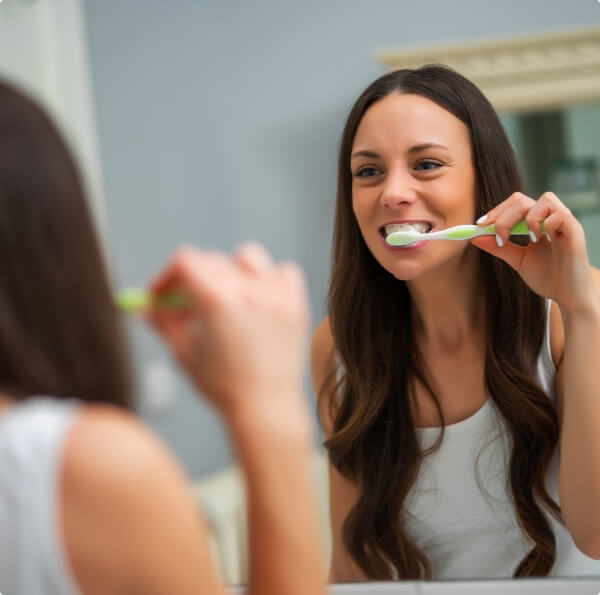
xmin=82 ymin=0 xmax=600 ymax=478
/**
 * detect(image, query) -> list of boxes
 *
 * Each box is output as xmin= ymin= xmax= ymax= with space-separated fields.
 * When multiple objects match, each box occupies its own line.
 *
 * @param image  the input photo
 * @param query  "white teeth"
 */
xmin=384 ymin=222 xmax=431 ymax=237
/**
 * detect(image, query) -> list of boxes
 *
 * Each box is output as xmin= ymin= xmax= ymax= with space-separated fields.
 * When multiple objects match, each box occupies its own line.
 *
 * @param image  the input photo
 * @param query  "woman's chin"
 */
xmin=393 ymin=271 xmax=422 ymax=282
xmin=385 ymin=261 xmax=425 ymax=281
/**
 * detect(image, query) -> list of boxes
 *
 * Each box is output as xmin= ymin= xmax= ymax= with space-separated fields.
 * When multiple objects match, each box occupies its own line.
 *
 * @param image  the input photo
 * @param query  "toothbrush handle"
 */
xmin=116 ymin=289 xmax=189 ymax=313
xmin=482 ymin=221 xmax=546 ymax=236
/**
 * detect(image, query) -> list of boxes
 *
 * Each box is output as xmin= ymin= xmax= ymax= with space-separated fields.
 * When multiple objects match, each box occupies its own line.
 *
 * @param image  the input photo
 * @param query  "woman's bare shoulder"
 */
xmin=61 ymin=405 xmax=219 ymax=594
xmin=311 ymin=317 xmax=338 ymax=436
xmin=311 ymin=317 xmax=334 ymax=368
xmin=62 ymin=405 xmax=179 ymax=496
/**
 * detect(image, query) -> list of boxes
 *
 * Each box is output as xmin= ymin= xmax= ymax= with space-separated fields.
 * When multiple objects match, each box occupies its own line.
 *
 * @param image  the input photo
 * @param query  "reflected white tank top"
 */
xmin=0 ymin=397 xmax=82 ymax=595
xmin=337 ymin=301 xmax=600 ymax=578
xmin=403 ymin=302 xmax=600 ymax=578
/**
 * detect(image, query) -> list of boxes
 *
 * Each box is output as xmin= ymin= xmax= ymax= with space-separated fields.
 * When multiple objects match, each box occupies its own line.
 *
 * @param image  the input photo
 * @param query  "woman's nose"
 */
xmin=379 ymin=171 xmax=418 ymax=208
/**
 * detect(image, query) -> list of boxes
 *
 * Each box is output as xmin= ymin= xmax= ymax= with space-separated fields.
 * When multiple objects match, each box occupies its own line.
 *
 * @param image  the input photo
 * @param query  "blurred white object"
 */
xmin=192 ymin=449 xmax=331 ymax=585
xmin=192 ymin=466 xmax=247 ymax=584
xmin=141 ymin=359 xmax=178 ymax=414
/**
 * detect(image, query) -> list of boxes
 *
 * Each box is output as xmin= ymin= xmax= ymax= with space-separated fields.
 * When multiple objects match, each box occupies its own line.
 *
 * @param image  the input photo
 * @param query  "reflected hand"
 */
xmin=471 ymin=191 xmax=597 ymax=313
xmin=146 ymin=242 xmax=311 ymax=418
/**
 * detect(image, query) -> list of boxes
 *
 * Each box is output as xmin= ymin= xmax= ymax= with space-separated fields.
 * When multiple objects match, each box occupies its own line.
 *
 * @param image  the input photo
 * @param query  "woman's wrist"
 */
xmin=224 ymin=390 xmax=314 ymax=458
xmin=558 ymin=287 xmax=600 ymax=329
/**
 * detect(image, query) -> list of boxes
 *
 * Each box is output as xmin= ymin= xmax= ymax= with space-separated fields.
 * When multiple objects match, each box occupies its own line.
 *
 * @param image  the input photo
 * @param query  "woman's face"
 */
xmin=351 ymin=92 xmax=477 ymax=281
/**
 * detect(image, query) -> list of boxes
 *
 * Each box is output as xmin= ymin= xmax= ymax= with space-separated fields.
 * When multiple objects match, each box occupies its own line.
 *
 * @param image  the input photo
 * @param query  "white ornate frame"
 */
xmin=376 ymin=26 xmax=600 ymax=113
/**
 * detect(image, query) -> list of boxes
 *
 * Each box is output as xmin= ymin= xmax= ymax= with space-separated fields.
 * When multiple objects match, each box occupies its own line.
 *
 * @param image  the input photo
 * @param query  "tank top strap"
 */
xmin=537 ymin=299 xmax=557 ymax=399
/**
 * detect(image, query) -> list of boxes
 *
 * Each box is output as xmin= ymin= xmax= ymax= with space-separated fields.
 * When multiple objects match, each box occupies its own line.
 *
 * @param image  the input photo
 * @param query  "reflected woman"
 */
xmin=311 ymin=65 xmax=600 ymax=581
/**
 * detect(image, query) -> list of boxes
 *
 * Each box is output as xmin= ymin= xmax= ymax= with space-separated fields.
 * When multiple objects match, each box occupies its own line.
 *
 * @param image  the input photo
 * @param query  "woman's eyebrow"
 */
xmin=408 ymin=142 xmax=449 ymax=153
xmin=350 ymin=149 xmax=380 ymax=160
xmin=351 ymin=143 xmax=450 ymax=160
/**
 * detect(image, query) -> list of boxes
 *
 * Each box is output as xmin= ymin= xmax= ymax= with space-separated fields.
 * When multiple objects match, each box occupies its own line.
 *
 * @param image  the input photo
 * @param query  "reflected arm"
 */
xmin=555 ymin=267 xmax=600 ymax=558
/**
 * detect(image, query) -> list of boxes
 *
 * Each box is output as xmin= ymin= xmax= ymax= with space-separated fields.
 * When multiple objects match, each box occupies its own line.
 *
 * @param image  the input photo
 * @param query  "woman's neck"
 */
xmin=407 ymin=247 xmax=484 ymax=348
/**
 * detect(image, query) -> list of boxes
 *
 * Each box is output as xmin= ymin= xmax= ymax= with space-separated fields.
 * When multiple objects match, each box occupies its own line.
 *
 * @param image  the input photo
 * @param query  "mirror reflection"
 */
xmin=501 ymin=103 xmax=600 ymax=214
xmin=312 ymin=60 xmax=600 ymax=582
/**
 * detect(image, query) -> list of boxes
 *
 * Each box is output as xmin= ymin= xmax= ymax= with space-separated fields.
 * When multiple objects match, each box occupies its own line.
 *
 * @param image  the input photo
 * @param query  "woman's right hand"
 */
xmin=146 ymin=242 xmax=311 ymax=421
xmin=147 ymin=243 xmax=325 ymax=595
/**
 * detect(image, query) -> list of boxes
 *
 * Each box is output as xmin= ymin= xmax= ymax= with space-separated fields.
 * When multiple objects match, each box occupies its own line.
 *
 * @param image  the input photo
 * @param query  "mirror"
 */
xmin=3 ymin=0 xmax=600 ymax=588
xmin=80 ymin=7 xmax=600 ymax=588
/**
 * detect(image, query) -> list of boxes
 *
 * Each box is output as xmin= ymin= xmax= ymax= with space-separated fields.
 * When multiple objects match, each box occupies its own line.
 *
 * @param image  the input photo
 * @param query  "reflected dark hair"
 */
xmin=321 ymin=65 xmax=560 ymax=579
xmin=0 ymin=81 xmax=132 ymax=408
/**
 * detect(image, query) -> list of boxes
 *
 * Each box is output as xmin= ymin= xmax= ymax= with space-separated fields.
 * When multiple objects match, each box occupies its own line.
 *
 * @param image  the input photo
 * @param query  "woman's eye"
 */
xmin=415 ymin=160 xmax=442 ymax=171
xmin=354 ymin=166 xmax=382 ymax=178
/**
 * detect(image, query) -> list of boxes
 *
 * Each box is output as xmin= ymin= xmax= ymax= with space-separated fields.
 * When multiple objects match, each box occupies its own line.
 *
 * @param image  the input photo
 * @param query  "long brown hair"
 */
xmin=322 ymin=65 xmax=560 ymax=579
xmin=0 ymin=81 xmax=132 ymax=408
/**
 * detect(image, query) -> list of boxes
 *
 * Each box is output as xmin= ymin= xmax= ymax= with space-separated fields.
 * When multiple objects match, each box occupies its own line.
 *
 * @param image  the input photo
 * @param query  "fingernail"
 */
xmin=476 ymin=215 xmax=488 ymax=225
xmin=529 ymin=231 xmax=537 ymax=243
xmin=496 ymin=234 xmax=504 ymax=248
xmin=546 ymin=233 xmax=552 ymax=243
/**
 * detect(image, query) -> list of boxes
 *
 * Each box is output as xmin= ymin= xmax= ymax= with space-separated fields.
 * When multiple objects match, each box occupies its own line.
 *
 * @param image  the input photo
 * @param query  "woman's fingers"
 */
xmin=151 ymin=247 xmax=222 ymax=299
xmin=476 ymin=192 xmax=532 ymax=226
xmin=522 ymin=192 xmax=560 ymax=243
xmin=479 ymin=192 xmax=537 ymax=247
xmin=474 ymin=190 xmax=592 ymax=305
xmin=146 ymin=249 xmax=231 ymax=358
xmin=477 ymin=191 xmax=582 ymax=246
xmin=527 ymin=192 xmax=582 ymax=244
xmin=235 ymin=241 xmax=275 ymax=275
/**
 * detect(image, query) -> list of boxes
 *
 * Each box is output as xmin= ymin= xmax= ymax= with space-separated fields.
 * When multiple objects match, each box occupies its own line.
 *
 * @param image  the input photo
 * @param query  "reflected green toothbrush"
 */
xmin=116 ymin=288 xmax=190 ymax=313
xmin=385 ymin=220 xmax=546 ymax=247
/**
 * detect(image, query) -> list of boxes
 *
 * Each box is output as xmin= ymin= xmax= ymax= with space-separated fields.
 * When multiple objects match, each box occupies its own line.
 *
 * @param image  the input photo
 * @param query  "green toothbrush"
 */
xmin=385 ymin=220 xmax=546 ymax=247
xmin=116 ymin=288 xmax=190 ymax=314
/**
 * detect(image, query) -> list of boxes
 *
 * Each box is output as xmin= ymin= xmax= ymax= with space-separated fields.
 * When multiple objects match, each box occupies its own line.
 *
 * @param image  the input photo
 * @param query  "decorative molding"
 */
xmin=376 ymin=26 xmax=600 ymax=113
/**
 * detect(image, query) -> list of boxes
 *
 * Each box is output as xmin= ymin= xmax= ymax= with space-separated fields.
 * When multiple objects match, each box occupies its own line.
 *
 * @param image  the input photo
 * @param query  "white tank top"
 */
xmin=337 ymin=301 xmax=600 ymax=578
xmin=404 ymin=302 xmax=600 ymax=578
xmin=0 ymin=397 xmax=82 ymax=595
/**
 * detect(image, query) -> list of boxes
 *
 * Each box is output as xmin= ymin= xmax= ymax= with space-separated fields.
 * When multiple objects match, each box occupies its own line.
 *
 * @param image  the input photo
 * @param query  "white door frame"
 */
xmin=0 ymin=0 xmax=107 ymax=248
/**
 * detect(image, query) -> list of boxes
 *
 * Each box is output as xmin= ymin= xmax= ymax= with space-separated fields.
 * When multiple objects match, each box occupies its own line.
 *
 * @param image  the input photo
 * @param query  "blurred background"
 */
xmin=1 ymin=4 xmax=600 ymax=578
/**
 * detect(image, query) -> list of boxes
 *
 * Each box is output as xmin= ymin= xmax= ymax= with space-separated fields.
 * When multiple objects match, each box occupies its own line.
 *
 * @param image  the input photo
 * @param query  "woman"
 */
xmin=311 ymin=65 xmax=600 ymax=582
xmin=0 ymin=81 xmax=325 ymax=594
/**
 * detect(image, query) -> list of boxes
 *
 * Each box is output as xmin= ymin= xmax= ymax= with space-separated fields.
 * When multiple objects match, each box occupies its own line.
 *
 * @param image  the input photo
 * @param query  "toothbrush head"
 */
xmin=385 ymin=230 xmax=422 ymax=246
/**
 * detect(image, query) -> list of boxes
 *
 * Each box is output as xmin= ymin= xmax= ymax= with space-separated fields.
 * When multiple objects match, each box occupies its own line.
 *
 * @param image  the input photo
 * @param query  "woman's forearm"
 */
xmin=228 ymin=396 xmax=327 ymax=595
xmin=558 ymin=296 xmax=600 ymax=557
